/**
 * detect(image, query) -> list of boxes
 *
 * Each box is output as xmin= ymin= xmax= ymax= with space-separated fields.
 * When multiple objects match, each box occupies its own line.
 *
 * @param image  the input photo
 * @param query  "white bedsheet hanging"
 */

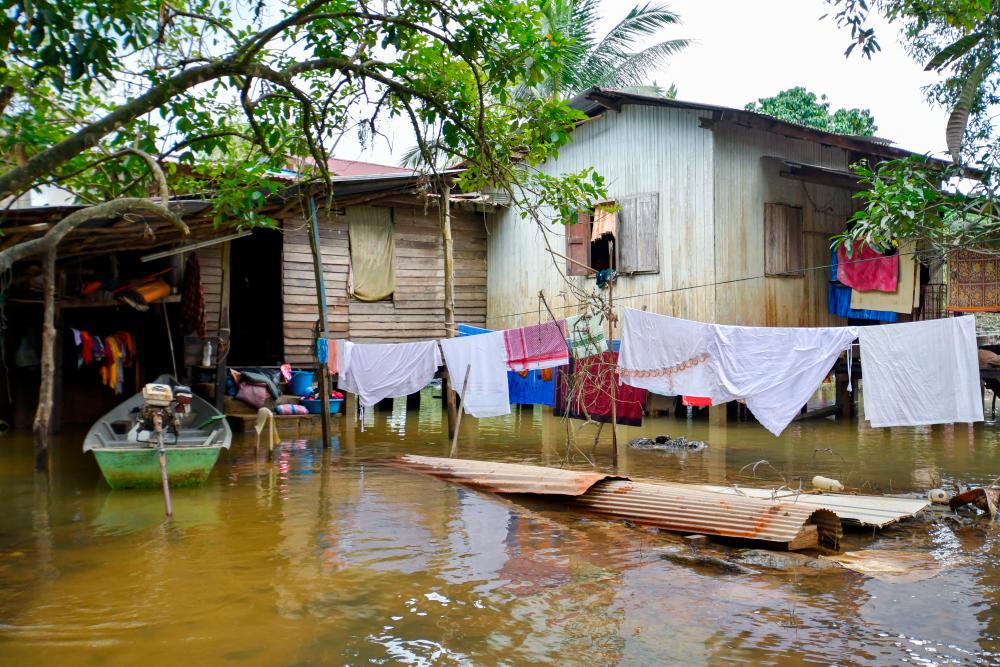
xmin=337 ymin=340 xmax=441 ymax=408
xmin=858 ymin=316 xmax=983 ymax=427
xmin=438 ymin=332 xmax=511 ymax=418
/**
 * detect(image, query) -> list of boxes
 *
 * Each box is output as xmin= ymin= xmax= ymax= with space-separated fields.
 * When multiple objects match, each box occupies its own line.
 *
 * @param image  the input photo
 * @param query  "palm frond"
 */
xmin=597 ymin=39 xmax=691 ymax=90
xmin=591 ymin=3 xmax=682 ymax=62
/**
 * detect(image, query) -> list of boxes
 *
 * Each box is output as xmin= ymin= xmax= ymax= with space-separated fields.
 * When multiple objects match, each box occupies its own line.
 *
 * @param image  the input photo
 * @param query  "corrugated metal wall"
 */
xmin=711 ymin=122 xmax=853 ymax=326
xmin=487 ymin=105 xmax=716 ymax=329
xmin=487 ymin=104 xmax=855 ymax=329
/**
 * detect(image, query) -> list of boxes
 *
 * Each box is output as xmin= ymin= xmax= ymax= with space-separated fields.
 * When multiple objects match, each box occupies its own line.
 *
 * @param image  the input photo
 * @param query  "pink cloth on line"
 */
xmin=504 ymin=320 xmax=569 ymax=371
xmin=837 ymin=243 xmax=898 ymax=293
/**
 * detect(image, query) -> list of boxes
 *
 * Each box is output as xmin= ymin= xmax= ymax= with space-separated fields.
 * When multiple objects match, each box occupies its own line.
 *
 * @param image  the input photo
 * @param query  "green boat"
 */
xmin=83 ymin=375 xmax=232 ymax=489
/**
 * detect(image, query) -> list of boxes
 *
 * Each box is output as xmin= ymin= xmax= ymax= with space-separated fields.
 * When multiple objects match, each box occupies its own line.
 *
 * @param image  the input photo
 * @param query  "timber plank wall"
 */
xmin=280 ymin=203 xmax=488 ymax=365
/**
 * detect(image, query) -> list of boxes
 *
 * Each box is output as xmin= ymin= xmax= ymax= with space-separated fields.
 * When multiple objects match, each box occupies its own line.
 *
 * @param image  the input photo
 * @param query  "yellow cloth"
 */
xmin=850 ymin=242 xmax=919 ymax=314
xmin=590 ymin=202 xmax=617 ymax=241
xmin=348 ymin=206 xmax=395 ymax=301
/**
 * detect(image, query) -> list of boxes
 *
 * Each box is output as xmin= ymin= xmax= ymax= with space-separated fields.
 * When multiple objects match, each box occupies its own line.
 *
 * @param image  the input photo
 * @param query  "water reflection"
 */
xmin=2 ymin=390 xmax=1000 ymax=664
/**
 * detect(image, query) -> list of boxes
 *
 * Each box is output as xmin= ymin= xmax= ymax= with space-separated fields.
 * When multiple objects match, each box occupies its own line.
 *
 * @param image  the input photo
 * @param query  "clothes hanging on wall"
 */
xmin=566 ymin=314 xmax=608 ymax=359
xmin=347 ymin=207 xmax=395 ymax=302
xmin=617 ymin=308 xmax=856 ymax=436
xmin=554 ymin=351 xmax=646 ymax=426
xmin=503 ymin=320 xmax=568 ymax=371
xmin=179 ymin=253 xmax=206 ymax=337
xmin=850 ymin=241 xmax=920 ymax=314
xmin=946 ymin=249 xmax=1000 ymax=312
xmin=337 ymin=340 xmax=440 ymax=408
xmin=836 ymin=243 xmax=898 ymax=293
xmin=439 ymin=332 xmax=511 ymax=418
xmin=828 ymin=250 xmax=897 ymax=323
xmin=858 ymin=316 xmax=983 ymax=427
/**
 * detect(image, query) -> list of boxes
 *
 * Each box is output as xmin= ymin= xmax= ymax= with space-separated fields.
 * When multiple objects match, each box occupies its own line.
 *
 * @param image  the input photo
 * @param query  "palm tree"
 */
xmin=517 ymin=0 xmax=689 ymax=101
xmin=400 ymin=1 xmax=689 ymax=167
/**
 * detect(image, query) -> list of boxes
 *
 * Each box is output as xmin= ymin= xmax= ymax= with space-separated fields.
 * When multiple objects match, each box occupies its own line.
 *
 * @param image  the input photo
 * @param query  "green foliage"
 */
xmin=516 ymin=0 xmax=689 ymax=100
xmin=0 ymin=0 xmax=611 ymax=230
xmin=833 ymin=156 xmax=1000 ymax=255
xmin=744 ymin=87 xmax=878 ymax=136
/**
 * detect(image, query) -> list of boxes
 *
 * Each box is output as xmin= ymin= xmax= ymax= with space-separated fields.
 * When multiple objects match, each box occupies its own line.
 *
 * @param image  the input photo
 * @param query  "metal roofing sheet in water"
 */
xmin=696 ymin=485 xmax=929 ymax=529
xmin=391 ymin=456 xmax=842 ymax=548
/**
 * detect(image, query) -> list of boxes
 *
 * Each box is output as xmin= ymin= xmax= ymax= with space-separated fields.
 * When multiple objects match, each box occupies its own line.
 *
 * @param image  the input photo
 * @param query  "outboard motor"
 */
xmin=140 ymin=382 xmax=194 ymax=441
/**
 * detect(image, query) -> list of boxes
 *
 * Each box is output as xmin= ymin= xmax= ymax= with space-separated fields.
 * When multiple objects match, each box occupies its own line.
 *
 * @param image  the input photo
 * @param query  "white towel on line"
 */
xmin=337 ymin=340 xmax=441 ymax=408
xmin=439 ymin=332 xmax=511 ymax=418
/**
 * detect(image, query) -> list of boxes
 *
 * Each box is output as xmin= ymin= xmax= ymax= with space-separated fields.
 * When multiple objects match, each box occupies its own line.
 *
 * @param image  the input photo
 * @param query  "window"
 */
xmin=764 ymin=203 xmax=804 ymax=276
xmin=565 ymin=194 xmax=659 ymax=277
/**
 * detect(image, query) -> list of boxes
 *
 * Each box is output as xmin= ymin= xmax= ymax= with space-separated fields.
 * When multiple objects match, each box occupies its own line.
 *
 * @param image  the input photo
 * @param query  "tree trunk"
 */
xmin=214 ymin=241 xmax=232 ymax=412
xmin=440 ymin=181 xmax=458 ymax=438
xmin=32 ymin=248 xmax=57 ymax=470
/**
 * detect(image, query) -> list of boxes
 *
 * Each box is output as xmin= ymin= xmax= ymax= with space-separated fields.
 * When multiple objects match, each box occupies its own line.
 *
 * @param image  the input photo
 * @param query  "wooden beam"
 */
xmin=32 ymin=248 xmax=56 ymax=470
xmin=213 ymin=241 xmax=231 ymax=412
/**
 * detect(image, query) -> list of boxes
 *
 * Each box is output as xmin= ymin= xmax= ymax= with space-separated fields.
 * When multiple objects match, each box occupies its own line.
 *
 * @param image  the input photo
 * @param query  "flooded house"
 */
xmin=0 ymin=166 xmax=490 ymax=432
xmin=486 ymin=87 xmax=938 ymax=330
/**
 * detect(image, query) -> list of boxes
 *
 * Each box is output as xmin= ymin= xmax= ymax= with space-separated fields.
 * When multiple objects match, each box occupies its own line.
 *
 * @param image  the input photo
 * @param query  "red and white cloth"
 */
xmin=503 ymin=320 xmax=569 ymax=372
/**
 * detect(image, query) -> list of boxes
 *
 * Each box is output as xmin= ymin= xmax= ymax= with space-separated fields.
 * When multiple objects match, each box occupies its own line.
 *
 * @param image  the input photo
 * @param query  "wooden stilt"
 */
xmin=607 ymin=239 xmax=618 ymax=467
xmin=439 ymin=179 xmax=458 ymax=439
xmin=32 ymin=248 xmax=56 ymax=471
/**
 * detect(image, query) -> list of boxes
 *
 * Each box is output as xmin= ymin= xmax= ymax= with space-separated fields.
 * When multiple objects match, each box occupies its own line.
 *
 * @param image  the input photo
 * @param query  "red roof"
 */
xmin=326 ymin=158 xmax=413 ymax=177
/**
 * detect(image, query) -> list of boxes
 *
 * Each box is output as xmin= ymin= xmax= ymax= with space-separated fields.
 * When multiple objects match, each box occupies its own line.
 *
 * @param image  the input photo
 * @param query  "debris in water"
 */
xmin=733 ymin=549 xmax=840 ymax=572
xmin=628 ymin=435 xmax=707 ymax=452
xmin=927 ymin=488 xmax=949 ymax=504
xmin=949 ymin=486 xmax=1000 ymax=517
xmin=821 ymin=550 xmax=942 ymax=583
xmin=812 ymin=475 xmax=845 ymax=492
xmin=658 ymin=546 xmax=755 ymax=575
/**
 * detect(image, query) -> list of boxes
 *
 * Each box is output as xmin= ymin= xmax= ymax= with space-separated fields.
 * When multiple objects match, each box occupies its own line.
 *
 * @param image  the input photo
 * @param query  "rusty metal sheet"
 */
xmin=392 ymin=455 xmax=625 ymax=496
xmin=572 ymin=480 xmax=841 ymax=548
xmin=696 ymin=485 xmax=929 ymax=529
xmin=392 ymin=456 xmax=841 ymax=548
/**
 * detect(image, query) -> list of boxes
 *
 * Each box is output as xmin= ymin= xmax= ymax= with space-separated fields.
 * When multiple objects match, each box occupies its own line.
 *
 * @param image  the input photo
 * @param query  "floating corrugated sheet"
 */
xmin=393 ymin=455 xmax=624 ymax=496
xmin=696 ymin=485 xmax=929 ymax=529
xmin=391 ymin=456 xmax=841 ymax=549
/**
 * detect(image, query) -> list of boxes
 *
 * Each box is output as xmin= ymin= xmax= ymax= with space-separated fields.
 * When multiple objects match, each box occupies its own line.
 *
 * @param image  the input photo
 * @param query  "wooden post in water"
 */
xmin=32 ymin=248 xmax=57 ymax=470
xmin=307 ymin=197 xmax=332 ymax=447
xmin=607 ymin=238 xmax=618 ymax=467
xmin=439 ymin=179 xmax=458 ymax=439
xmin=213 ymin=241 xmax=231 ymax=413
xmin=449 ymin=366 xmax=471 ymax=458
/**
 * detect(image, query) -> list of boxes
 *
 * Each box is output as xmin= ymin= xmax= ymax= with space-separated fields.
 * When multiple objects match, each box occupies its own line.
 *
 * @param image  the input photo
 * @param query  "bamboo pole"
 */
xmin=155 ymin=417 xmax=173 ymax=517
xmin=449 ymin=366 xmax=471 ymax=458
xmin=32 ymin=247 xmax=56 ymax=470
xmin=307 ymin=198 xmax=332 ymax=446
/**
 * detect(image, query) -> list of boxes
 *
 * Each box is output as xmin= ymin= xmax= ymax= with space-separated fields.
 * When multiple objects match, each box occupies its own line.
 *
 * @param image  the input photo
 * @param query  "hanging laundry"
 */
xmin=316 ymin=337 xmax=329 ymax=365
xmin=590 ymin=203 xmax=617 ymax=241
xmin=850 ymin=241 xmax=919 ymax=314
xmin=179 ymin=253 xmax=206 ymax=337
xmin=617 ymin=308 xmax=857 ymax=436
xmin=554 ymin=351 xmax=646 ymax=426
xmin=858 ymin=316 xmax=983 ymax=427
xmin=617 ymin=309 xmax=719 ymax=399
xmin=682 ymin=396 xmax=712 ymax=407
xmin=508 ymin=369 xmax=556 ymax=407
xmin=711 ymin=321 xmax=858 ymax=436
xmin=828 ymin=250 xmax=897 ymax=323
xmin=836 ymin=243 xmax=898 ymax=293
xmin=337 ymin=340 xmax=440 ymax=408
xmin=946 ymin=249 xmax=1000 ymax=312
xmin=566 ymin=314 xmax=608 ymax=359
xmin=439 ymin=332 xmax=511 ymax=418
xmin=504 ymin=320 xmax=568 ymax=372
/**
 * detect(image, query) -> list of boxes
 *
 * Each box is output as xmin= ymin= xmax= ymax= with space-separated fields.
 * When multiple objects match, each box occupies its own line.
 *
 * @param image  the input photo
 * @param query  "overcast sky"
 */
xmin=337 ymin=0 xmax=949 ymax=166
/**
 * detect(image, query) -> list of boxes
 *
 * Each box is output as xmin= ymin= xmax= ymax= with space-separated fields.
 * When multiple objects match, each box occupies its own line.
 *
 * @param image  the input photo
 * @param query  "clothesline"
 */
xmin=489 ymin=240 xmax=968 ymax=322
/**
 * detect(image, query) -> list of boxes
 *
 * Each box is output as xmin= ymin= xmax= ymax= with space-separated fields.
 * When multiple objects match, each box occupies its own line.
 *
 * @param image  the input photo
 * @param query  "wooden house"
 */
xmin=486 ymin=87 xmax=933 ymax=330
xmin=0 ymin=171 xmax=490 ymax=430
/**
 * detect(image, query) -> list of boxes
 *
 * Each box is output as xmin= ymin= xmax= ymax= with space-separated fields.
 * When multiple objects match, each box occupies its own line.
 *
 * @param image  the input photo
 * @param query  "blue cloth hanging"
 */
xmin=828 ymin=250 xmax=897 ymax=322
xmin=508 ymin=370 xmax=556 ymax=407
xmin=316 ymin=337 xmax=329 ymax=364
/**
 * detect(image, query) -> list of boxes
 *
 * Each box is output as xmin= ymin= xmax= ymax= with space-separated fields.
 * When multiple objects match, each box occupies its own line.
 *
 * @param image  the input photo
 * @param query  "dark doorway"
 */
xmin=228 ymin=230 xmax=283 ymax=366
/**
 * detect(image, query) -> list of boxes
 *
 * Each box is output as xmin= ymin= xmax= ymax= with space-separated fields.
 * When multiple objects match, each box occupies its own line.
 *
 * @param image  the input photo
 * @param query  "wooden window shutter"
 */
xmin=566 ymin=211 xmax=591 ymax=276
xmin=764 ymin=203 xmax=804 ymax=276
xmin=618 ymin=193 xmax=660 ymax=274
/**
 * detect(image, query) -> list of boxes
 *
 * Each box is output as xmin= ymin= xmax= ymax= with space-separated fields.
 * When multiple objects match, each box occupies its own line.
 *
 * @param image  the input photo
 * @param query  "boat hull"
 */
xmin=92 ymin=446 xmax=224 ymax=489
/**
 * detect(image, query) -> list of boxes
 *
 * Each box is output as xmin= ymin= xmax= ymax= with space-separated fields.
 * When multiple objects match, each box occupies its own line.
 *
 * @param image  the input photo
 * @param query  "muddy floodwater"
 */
xmin=3 ymin=390 xmax=1000 ymax=665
